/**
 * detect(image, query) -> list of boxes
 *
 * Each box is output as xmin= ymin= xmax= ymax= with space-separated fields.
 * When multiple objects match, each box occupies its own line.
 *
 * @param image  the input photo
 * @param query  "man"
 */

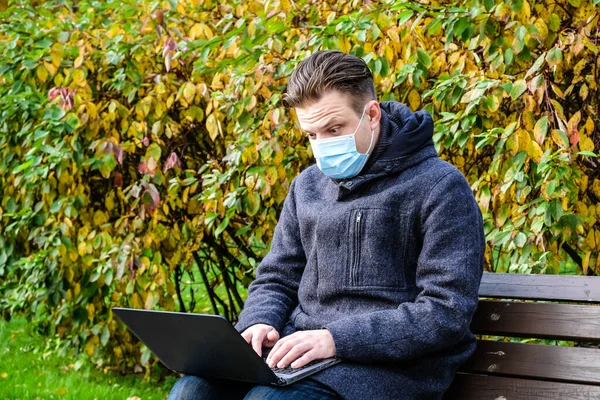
xmin=168 ymin=50 xmax=485 ymax=399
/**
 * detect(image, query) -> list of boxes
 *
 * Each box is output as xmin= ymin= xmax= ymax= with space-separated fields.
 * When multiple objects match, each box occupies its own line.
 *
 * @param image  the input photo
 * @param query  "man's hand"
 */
xmin=241 ymin=324 xmax=280 ymax=357
xmin=266 ymin=329 xmax=336 ymax=369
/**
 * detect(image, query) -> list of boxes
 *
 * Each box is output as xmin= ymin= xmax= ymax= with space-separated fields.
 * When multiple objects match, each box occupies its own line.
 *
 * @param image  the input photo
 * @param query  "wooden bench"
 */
xmin=444 ymin=272 xmax=600 ymax=399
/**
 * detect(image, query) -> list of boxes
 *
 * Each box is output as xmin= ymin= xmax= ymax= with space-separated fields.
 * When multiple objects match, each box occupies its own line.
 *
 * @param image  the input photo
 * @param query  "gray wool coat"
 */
xmin=234 ymin=101 xmax=486 ymax=399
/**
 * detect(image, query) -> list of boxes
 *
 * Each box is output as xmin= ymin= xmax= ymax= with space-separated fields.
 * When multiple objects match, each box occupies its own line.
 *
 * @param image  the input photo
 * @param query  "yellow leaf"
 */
xmin=144 ymin=291 xmax=159 ymax=310
xmin=131 ymin=293 xmax=143 ymax=309
xmin=203 ymin=24 xmax=214 ymax=39
xmin=527 ymin=140 xmax=543 ymax=163
xmin=579 ymin=135 xmax=595 ymax=152
xmin=265 ymin=166 xmax=278 ymax=185
xmin=74 ymin=55 xmax=84 ymax=69
xmin=517 ymin=129 xmax=531 ymax=152
xmin=87 ymin=102 xmax=97 ymax=119
xmin=407 ymin=89 xmax=421 ymax=111
xmin=72 ymin=69 xmax=86 ymax=86
xmin=36 ymin=65 xmax=48 ymax=82
xmin=85 ymin=341 xmax=95 ymax=356
xmin=50 ymin=51 xmax=61 ymax=68
xmin=206 ymin=113 xmax=219 ymax=141
xmin=593 ymin=179 xmax=600 ymax=200
xmin=575 ymin=202 xmax=588 ymax=217
xmin=246 ymin=95 xmax=257 ymax=111
xmin=585 ymin=116 xmax=594 ymax=135
xmin=183 ymin=82 xmax=196 ymax=104
xmin=189 ymin=23 xmax=203 ymax=40
xmin=69 ymin=248 xmax=78 ymax=262
xmin=580 ymin=83 xmax=589 ymax=100
xmin=583 ymin=251 xmax=591 ymax=275
xmin=326 ymin=11 xmax=336 ymax=24
xmin=105 ymin=192 xmax=115 ymax=211
xmin=387 ymin=29 xmax=400 ymax=43
xmin=44 ymin=61 xmax=57 ymax=76
xmin=1 ymin=372 xmax=7 ymax=379
xmin=87 ymin=303 xmax=95 ymax=322
xmin=93 ymin=210 xmax=108 ymax=226
xmin=78 ymin=241 xmax=88 ymax=257
xmin=532 ymin=18 xmax=548 ymax=42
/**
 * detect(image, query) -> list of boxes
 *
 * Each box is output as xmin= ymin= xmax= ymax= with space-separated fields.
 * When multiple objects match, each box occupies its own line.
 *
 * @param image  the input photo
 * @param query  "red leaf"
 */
xmin=142 ymin=184 xmax=160 ymax=213
xmin=570 ymin=130 xmax=579 ymax=147
xmin=113 ymin=171 xmax=123 ymax=187
xmin=163 ymin=151 xmax=181 ymax=172
xmin=113 ymin=145 xmax=124 ymax=165
xmin=162 ymin=36 xmax=177 ymax=58
xmin=48 ymin=87 xmax=60 ymax=101
xmin=138 ymin=160 xmax=148 ymax=175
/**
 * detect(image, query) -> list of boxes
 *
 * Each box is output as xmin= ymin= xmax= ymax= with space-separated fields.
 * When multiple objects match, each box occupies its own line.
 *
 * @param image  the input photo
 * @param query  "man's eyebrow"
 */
xmin=302 ymin=117 xmax=343 ymax=134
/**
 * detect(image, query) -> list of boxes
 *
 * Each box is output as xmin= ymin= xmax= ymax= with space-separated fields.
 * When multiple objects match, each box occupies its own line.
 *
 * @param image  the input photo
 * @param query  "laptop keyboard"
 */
xmin=263 ymin=357 xmax=322 ymax=374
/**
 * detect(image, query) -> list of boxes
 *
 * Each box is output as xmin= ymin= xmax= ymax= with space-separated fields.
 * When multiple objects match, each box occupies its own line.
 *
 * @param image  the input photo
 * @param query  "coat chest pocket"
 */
xmin=348 ymin=208 xmax=411 ymax=291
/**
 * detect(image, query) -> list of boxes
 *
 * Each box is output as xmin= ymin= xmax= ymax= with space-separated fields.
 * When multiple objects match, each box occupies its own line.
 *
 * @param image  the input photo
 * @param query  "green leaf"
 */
xmin=215 ymin=216 xmax=229 ymax=237
xmin=101 ymin=326 xmax=110 ymax=347
xmin=578 ymin=151 xmax=598 ymax=157
xmin=546 ymin=180 xmax=556 ymax=196
xmin=525 ymin=53 xmax=546 ymax=79
xmin=510 ymin=79 xmax=527 ymax=101
xmin=417 ymin=48 xmax=431 ymax=68
xmin=397 ymin=10 xmax=413 ymax=25
xmin=357 ymin=30 xmax=366 ymax=42
xmin=546 ymin=47 xmax=563 ymax=65
xmin=514 ymin=232 xmax=527 ymax=248
xmin=548 ymin=13 xmax=561 ymax=31
xmin=43 ymin=106 xmax=66 ymax=121
xmin=533 ymin=116 xmax=549 ymax=144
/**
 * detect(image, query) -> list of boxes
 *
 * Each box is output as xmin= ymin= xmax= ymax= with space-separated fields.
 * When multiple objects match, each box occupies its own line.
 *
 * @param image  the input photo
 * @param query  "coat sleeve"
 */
xmin=323 ymin=170 xmax=485 ymax=362
xmin=234 ymin=178 xmax=306 ymax=334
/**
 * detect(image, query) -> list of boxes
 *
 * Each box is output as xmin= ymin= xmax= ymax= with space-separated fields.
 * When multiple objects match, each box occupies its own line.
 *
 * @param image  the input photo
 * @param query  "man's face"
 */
xmin=295 ymin=90 xmax=380 ymax=154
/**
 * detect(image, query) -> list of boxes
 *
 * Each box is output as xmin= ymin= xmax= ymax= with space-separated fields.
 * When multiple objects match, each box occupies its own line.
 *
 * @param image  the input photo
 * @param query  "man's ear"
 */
xmin=367 ymin=100 xmax=381 ymax=129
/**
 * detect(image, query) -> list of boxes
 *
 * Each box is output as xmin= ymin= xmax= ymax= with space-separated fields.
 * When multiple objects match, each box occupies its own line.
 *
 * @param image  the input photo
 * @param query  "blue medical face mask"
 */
xmin=308 ymin=104 xmax=375 ymax=179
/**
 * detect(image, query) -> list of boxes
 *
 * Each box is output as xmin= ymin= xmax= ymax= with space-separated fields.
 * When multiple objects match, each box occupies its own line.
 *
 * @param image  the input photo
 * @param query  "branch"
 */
xmin=173 ymin=265 xmax=187 ymax=313
xmin=192 ymin=251 xmax=220 ymax=316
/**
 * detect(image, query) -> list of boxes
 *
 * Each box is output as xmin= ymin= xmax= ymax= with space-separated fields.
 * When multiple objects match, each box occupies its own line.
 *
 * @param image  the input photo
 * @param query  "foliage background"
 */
xmin=0 ymin=0 xmax=599 ymax=373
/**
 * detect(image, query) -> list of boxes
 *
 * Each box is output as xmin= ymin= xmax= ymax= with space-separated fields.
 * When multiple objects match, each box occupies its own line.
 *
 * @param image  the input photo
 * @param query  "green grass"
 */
xmin=0 ymin=317 xmax=175 ymax=400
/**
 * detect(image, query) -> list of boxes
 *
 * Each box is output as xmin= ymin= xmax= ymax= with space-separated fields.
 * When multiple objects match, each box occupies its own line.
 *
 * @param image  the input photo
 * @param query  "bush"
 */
xmin=0 ymin=0 xmax=598 ymax=371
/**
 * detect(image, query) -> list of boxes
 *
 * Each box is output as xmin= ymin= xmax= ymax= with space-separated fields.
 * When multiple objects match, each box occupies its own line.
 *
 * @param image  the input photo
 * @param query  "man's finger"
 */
xmin=251 ymin=331 xmax=265 ymax=357
xmin=277 ymin=343 xmax=311 ymax=368
xmin=267 ymin=338 xmax=300 ymax=367
xmin=264 ymin=328 xmax=279 ymax=347
xmin=291 ymin=349 xmax=318 ymax=369
xmin=241 ymin=330 xmax=252 ymax=344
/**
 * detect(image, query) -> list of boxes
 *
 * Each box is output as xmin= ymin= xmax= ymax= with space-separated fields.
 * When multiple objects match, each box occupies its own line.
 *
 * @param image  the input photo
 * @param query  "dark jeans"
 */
xmin=167 ymin=375 xmax=342 ymax=400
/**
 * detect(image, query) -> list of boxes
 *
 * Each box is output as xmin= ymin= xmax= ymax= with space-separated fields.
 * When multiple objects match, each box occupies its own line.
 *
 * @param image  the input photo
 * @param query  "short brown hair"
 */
xmin=282 ymin=50 xmax=377 ymax=116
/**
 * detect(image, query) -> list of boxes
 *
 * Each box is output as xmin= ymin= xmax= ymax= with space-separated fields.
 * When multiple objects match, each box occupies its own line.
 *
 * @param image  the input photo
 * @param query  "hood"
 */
xmin=369 ymin=101 xmax=435 ymax=164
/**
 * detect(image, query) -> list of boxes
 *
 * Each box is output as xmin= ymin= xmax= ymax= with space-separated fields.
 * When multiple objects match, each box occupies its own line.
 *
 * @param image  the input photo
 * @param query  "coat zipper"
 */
xmin=352 ymin=211 xmax=362 ymax=286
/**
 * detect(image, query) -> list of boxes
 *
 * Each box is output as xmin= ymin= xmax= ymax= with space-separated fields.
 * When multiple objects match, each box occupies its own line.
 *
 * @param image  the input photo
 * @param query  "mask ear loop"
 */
xmin=364 ymin=127 xmax=375 ymax=155
xmin=361 ymin=105 xmax=375 ymax=155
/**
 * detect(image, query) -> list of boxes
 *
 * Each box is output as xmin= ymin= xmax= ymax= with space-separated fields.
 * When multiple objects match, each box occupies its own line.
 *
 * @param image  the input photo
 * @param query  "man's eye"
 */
xmin=330 ymin=127 xmax=340 ymax=134
xmin=307 ymin=133 xmax=317 ymax=140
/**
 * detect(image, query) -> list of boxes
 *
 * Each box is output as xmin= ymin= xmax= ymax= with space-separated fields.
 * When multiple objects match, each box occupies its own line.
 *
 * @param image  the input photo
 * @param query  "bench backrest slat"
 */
xmin=479 ymin=272 xmax=600 ymax=303
xmin=461 ymin=340 xmax=600 ymax=385
xmin=471 ymin=300 xmax=600 ymax=342
xmin=445 ymin=373 xmax=600 ymax=400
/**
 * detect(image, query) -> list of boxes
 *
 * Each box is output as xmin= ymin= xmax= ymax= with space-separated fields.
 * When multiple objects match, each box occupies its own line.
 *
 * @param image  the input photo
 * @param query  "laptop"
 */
xmin=113 ymin=307 xmax=341 ymax=386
